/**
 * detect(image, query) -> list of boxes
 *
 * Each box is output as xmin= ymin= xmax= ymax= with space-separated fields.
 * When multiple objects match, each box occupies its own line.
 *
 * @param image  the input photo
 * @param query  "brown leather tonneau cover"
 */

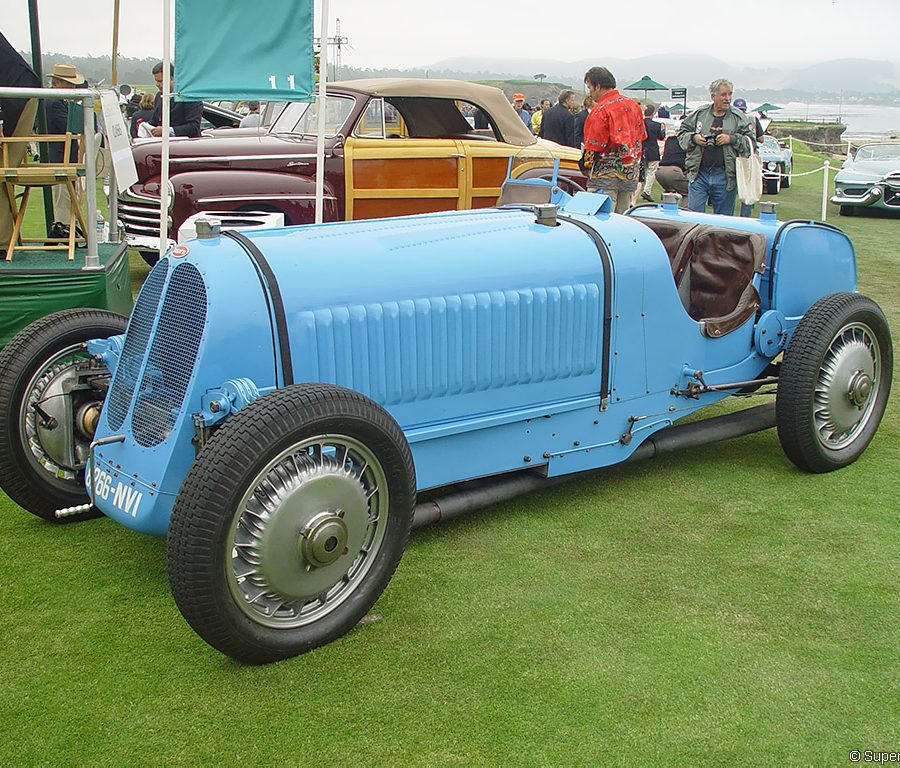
xmin=636 ymin=216 xmax=768 ymax=337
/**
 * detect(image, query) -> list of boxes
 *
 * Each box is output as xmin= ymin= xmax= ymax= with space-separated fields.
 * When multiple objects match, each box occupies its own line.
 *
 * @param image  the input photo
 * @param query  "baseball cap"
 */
xmin=513 ymin=93 xmax=525 ymax=101
xmin=733 ymin=98 xmax=748 ymax=111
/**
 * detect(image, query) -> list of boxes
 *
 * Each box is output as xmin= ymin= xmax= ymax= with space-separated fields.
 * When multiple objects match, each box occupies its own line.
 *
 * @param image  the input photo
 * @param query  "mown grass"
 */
xmin=1 ymin=143 xmax=897 ymax=766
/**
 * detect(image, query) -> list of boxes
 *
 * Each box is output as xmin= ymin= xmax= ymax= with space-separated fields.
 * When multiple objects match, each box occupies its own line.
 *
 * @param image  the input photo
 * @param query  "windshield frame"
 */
xmin=855 ymin=144 xmax=900 ymax=163
xmin=268 ymin=94 xmax=358 ymax=137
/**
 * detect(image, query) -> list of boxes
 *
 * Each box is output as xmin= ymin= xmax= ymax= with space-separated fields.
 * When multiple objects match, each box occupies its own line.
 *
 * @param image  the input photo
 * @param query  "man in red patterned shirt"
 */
xmin=582 ymin=67 xmax=647 ymax=213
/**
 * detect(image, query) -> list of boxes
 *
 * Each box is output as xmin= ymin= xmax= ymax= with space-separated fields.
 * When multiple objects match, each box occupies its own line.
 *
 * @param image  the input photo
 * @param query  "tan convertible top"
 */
xmin=331 ymin=78 xmax=538 ymax=147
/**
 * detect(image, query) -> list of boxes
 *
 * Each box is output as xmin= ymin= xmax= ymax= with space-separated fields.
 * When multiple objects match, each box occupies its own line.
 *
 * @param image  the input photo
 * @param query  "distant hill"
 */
xmin=791 ymin=58 xmax=898 ymax=92
xmin=16 ymin=49 xmax=900 ymax=100
xmin=21 ymin=51 xmax=159 ymax=88
xmin=425 ymin=54 xmax=900 ymax=95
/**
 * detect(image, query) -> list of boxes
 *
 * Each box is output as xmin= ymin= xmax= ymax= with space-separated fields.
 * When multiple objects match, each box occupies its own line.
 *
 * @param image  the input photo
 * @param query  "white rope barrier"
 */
xmin=762 ymin=160 xmax=841 ymax=222
xmin=779 ymin=165 xmax=834 ymax=179
xmin=800 ymin=137 xmax=900 ymax=149
xmin=799 ymin=138 xmax=852 ymax=148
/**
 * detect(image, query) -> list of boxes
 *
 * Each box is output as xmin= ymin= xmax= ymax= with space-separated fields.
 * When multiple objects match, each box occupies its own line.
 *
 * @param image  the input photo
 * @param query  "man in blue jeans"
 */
xmin=677 ymin=78 xmax=754 ymax=215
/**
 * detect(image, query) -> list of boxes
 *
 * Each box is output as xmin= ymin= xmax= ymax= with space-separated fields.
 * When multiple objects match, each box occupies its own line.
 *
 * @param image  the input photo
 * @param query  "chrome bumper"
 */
xmin=831 ymin=186 xmax=882 ymax=207
xmin=124 ymin=233 xmax=176 ymax=253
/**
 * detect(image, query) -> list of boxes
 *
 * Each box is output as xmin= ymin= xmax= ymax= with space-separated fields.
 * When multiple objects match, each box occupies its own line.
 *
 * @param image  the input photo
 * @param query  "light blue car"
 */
xmin=0 ymin=179 xmax=892 ymax=663
xmin=832 ymin=142 xmax=900 ymax=216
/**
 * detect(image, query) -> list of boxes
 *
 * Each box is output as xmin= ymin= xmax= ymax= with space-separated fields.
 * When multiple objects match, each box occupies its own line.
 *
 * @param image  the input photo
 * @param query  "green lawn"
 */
xmin=1 ymin=145 xmax=897 ymax=766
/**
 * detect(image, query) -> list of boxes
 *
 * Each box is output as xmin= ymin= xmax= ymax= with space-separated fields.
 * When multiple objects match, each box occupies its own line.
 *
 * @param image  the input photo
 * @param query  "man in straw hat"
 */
xmin=45 ymin=63 xmax=88 ymax=239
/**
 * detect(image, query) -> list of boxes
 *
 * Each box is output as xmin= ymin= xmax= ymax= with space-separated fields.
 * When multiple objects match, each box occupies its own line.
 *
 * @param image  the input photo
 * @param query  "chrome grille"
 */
xmin=106 ymin=259 xmax=169 ymax=430
xmin=131 ymin=263 xmax=208 ymax=447
xmin=118 ymin=189 xmax=162 ymax=237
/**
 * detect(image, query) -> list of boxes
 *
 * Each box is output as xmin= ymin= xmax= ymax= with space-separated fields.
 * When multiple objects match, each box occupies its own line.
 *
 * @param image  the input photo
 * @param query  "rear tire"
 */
xmin=166 ymin=384 xmax=416 ymax=663
xmin=0 ymin=309 xmax=128 ymax=521
xmin=776 ymin=293 xmax=892 ymax=473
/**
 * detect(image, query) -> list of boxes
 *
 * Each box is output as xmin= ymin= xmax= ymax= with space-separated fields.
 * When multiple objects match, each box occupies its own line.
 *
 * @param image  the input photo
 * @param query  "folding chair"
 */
xmin=1 ymin=129 xmax=88 ymax=261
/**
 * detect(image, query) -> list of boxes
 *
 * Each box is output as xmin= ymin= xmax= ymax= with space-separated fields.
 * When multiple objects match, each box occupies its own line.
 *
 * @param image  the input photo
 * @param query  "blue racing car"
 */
xmin=0 ymin=177 xmax=891 ymax=663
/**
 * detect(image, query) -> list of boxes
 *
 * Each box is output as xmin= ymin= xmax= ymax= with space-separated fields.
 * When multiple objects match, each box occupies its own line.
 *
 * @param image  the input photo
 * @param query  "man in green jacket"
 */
xmin=677 ymin=78 xmax=754 ymax=214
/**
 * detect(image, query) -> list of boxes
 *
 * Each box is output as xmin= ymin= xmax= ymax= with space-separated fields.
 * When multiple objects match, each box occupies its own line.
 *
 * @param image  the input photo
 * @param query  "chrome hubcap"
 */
xmin=227 ymin=435 xmax=388 ymax=629
xmin=814 ymin=321 xmax=881 ymax=450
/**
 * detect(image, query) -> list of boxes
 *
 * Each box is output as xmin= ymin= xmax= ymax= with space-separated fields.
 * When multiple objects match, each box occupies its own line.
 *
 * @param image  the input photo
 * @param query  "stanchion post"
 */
xmin=83 ymin=93 xmax=100 ymax=269
xmin=821 ymin=160 xmax=830 ymax=222
xmin=108 ymin=166 xmax=119 ymax=244
xmin=788 ymin=135 xmax=793 ymax=152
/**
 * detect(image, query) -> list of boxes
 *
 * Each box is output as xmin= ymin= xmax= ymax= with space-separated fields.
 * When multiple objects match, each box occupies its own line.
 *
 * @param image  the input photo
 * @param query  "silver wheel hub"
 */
xmin=228 ymin=436 xmax=388 ymax=629
xmin=814 ymin=321 xmax=881 ymax=450
xmin=300 ymin=509 xmax=350 ymax=569
xmin=847 ymin=371 xmax=872 ymax=408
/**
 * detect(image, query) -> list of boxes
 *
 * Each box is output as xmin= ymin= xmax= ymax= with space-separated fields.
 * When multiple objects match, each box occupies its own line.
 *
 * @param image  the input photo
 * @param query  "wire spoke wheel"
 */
xmin=19 ymin=344 xmax=96 ymax=490
xmin=777 ymin=293 xmax=892 ymax=473
xmin=0 ymin=309 xmax=127 ymax=520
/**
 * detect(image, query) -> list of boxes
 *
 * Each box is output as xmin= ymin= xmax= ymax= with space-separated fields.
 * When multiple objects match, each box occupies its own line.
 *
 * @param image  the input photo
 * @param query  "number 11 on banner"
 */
xmin=268 ymin=75 xmax=297 ymax=89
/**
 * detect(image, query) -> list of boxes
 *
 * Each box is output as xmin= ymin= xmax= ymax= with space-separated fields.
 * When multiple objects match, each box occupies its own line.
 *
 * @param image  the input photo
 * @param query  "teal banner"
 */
xmin=174 ymin=0 xmax=314 ymax=101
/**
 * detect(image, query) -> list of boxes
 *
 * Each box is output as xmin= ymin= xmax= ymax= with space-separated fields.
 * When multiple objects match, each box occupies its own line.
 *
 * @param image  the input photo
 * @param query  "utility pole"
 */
xmin=315 ymin=18 xmax=349 ymax=81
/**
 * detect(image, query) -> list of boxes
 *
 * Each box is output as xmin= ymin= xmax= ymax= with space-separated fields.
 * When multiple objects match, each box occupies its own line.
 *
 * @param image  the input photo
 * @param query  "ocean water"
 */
xmin=776 ymin=103 xmax=900 ymax=139
xmin=681 ymin=102 xmax=900 ymax=140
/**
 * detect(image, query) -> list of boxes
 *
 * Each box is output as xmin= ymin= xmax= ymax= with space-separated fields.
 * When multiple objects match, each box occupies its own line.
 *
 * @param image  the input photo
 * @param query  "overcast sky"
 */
xmin=5 ymin=0 xmax=899 ymax=69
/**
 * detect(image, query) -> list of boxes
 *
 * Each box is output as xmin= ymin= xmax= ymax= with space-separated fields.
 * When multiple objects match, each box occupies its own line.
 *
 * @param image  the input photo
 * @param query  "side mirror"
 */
xmin=332 ymin=133 xmax=345 ymax=157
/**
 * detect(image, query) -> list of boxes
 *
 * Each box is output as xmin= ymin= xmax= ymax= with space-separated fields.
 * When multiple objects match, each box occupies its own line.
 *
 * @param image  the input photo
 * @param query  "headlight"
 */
xmin=767 ymin=162 xmax=778 ymax=171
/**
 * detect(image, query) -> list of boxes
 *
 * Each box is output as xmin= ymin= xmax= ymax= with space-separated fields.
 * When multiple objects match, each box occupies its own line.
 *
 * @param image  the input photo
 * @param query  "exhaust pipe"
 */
xmin=412 ymin=402 xmax=776 ymax=529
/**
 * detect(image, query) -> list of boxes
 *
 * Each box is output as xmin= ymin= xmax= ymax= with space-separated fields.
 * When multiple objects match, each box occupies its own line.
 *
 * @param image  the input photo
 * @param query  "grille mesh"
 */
xmin=106 ymin=259 xmax=169 ymax=430
xmin=131 ymin=263 xmax=208 ymax=447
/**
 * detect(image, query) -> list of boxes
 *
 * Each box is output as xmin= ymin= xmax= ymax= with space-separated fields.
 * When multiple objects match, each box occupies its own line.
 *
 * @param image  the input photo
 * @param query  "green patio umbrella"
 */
xmin=753 ymin=102 xmax=783 ymax=115
xmin=623 ymin=75 xmax=668 ymax=101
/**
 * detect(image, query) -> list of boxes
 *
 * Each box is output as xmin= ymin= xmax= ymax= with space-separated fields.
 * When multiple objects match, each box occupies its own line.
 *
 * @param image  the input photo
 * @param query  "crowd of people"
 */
xmin=514 ymin=70 xmax=766 ymax=217
xmin=9 ymin=52 xmax=767 ymax=237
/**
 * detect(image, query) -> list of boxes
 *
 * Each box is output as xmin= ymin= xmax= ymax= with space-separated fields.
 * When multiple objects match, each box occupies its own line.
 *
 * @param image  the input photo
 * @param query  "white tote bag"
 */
xmin=736 ymin=140 xmax=763 ymax=205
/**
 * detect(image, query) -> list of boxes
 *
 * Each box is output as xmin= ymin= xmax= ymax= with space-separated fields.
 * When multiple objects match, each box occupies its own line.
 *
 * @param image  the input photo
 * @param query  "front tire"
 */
xmin=776 ymin=293 xmax=892 ymax=473
xmin=780 ymin=163 xmax=791 ymax=189
xmin=166 ymin=384 xmax=416 ymax=663
xmin=839 ymin=205 xmax=855 ymax=217
xmin=0 ymin=309 xmax=128 ymax=520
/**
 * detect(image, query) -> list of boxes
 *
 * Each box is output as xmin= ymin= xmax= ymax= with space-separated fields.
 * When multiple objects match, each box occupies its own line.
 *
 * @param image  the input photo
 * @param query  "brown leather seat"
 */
xmin=635 ymin=217 xmax=700 ymax=276
xmin=637 ymin=215 xmax=768 ymax=338
xmin=678 ymin=228 xmax=768 ymax=337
